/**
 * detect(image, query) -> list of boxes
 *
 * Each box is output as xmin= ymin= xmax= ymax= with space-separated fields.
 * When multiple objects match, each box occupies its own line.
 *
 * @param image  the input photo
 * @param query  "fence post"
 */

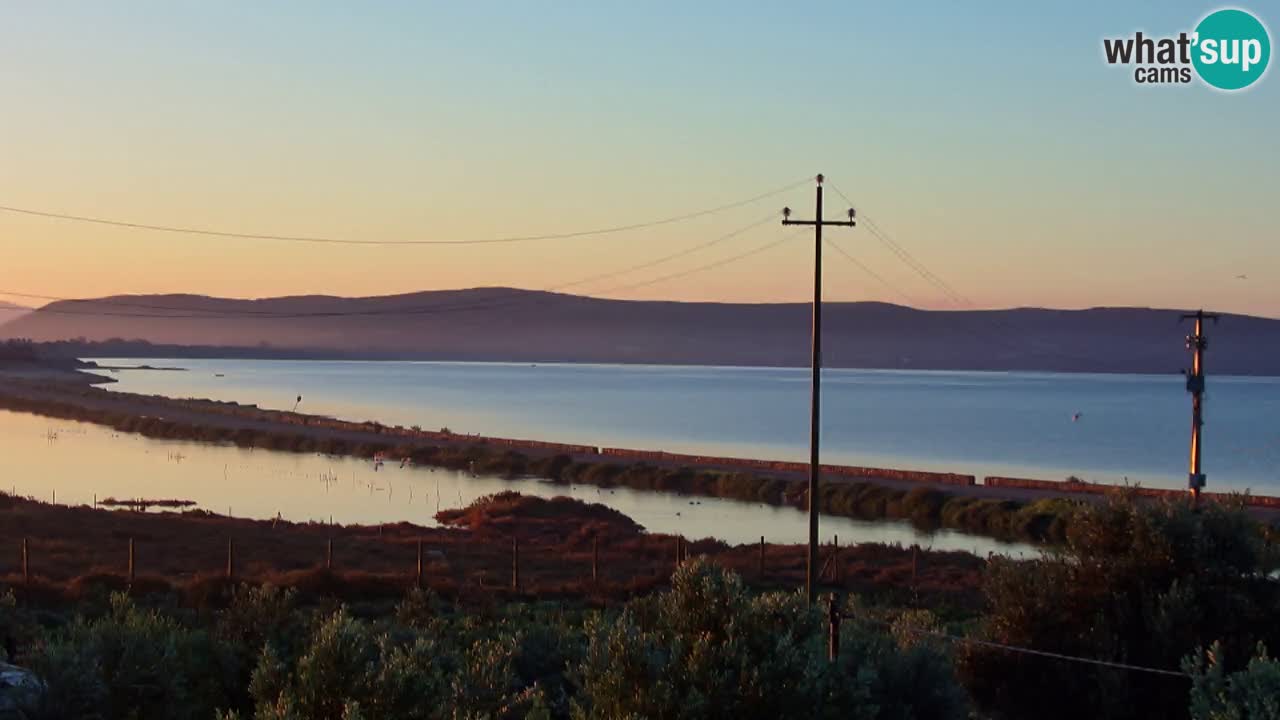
xmin=592 ymin=535 xmax=599 ymax=585
xmin=226 ymin=538 xmax=235 ymax=582
xmin=21 ymin=537 xmax=29 ymax=588
xmin=911 ymin=545 xmax=919 ymax=592
xmin=758 ymin=535 xmax=765 ymax=581
xmin=833 ymin=535 xmax=840 ymax=584
xmin=127 ymin=538 xmax=135 ymax=591
xmin=827 ymin=593 xmax=841 ymax=663
xmin=511 ymin=537 xmax=520 ymax=591
xmin=326 ymin=538 xmax=333 ymax=571
xmin=416 ymin=539 xmax=424 ymax=588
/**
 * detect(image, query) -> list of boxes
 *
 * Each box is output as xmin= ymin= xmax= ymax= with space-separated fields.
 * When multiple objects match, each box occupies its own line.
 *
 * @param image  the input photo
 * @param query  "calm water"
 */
xmin=89 ymin=359 xmax=1280 ymax=495
xmin=0 ymin=410 xmax=1026 ymax=555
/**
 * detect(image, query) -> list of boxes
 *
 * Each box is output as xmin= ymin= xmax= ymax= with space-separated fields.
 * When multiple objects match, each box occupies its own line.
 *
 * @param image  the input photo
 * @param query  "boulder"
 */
xmin=0 ymin=663 xmax=42 ymax=720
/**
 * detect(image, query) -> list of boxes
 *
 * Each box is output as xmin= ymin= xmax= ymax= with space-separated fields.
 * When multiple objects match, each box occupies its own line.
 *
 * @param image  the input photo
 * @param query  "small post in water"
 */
xmin=758 ymin=535 xmax=766 ymax=581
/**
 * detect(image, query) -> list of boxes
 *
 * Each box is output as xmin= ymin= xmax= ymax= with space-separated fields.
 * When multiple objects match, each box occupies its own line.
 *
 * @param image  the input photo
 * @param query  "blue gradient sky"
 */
xmin=1 ymin=2 xmax=1276 ymax=315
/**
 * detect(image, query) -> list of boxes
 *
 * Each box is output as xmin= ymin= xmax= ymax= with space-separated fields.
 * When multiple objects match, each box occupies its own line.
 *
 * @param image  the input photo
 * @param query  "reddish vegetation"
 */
xmin=435 ymin=491 xmax=643 ymax=547
xmin=0 ymin=491 xmax=984 ymax=610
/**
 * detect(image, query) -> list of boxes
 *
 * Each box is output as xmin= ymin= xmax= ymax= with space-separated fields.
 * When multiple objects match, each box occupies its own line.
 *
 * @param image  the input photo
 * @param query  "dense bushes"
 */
xmin=958 ymin=493 xmax=1280 ymax=720
xmin=27 ymin=593 xmax=234 ymax=719
xmin=5 ymin=494 xmax=1278 ymax=720
xmin=1186 ymin=643 xmax=1280 ymax=720
xmin=4 ymin=564 xmax=969 ymax=720
xmin=573 ymin=558 xmax=968 ymax=720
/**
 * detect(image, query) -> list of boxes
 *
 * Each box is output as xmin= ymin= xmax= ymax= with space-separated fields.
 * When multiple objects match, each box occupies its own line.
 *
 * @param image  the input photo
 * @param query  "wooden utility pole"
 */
xmin=1182 ymin=309 xmax=1218 ymax=508
xmin=782 ymin=174 xmax=856 ymax=604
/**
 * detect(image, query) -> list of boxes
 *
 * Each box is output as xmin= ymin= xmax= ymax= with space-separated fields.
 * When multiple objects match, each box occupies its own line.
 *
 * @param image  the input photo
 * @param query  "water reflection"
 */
xmin=0 ymin=410 xmax=1032 ymax=556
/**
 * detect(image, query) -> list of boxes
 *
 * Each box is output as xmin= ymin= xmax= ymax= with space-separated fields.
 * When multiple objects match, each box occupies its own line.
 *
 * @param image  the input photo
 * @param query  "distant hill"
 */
xmin=0 ymin=301 xmax=29 ymax=327
xmin=2 ymin=288 xmax=1277 ymax=374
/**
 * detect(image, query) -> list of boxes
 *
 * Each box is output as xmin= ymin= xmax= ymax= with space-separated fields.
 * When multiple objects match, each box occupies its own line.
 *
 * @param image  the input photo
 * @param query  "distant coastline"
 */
xmin=4 ymin=289 xmax=1280 ymax=374
xmin=2 ymin=339 xmax=1269 ymax=377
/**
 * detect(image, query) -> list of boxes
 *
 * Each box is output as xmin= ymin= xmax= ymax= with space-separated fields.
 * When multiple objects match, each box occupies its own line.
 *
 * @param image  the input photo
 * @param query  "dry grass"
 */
xmin=0 ymin=491 xmax=985 ymax=610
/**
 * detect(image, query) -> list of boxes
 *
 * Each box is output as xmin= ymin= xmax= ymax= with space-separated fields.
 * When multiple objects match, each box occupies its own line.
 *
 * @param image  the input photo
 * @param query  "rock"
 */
xmin=0 ymin=663 xmax=43 ymax=719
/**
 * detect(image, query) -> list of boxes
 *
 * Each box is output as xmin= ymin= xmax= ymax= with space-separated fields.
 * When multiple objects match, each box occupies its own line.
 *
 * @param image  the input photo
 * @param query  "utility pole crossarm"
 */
xmin=782 ymin=219 xmax=857 ymax=227
xmin=779 ymin=173 xmax=857 ymax=605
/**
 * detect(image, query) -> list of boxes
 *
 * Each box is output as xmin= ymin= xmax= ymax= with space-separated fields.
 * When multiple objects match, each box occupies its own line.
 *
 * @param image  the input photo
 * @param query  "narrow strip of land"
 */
xmin=1 ymin=371 xmax=1276 ymax=545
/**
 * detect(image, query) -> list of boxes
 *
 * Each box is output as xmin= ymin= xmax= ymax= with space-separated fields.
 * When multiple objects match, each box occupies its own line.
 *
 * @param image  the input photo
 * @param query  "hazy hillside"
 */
xmin=2 ymin=288 xmax=1277 ymax=374
xmin=0 ymin=300 xmax=29 ymax=327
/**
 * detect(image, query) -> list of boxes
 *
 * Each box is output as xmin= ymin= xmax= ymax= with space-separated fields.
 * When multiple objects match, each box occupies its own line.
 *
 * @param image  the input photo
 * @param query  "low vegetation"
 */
xmin=3 ymin=493 xmax=1278 ymax=719
xmin=1 ymin=561 xmax=971 ymax=720
xmin=0 ymin=490 xmax=987 ymax=615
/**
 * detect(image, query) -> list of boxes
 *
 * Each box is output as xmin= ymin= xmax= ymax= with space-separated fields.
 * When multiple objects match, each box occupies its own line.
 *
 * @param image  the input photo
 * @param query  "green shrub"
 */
xmin=28 ymin=593 xmax=234 ymax=720
xmin=959 ymin=493 xmax=1280 ymax=720
xmin=573 ymin=558 xmax=966 ymax=720
xmin=1186 ymin=642 xmax=1280 ymax=720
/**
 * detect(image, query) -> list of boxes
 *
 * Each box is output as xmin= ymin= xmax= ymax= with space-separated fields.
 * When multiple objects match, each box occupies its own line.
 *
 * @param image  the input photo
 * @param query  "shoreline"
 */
xmin=1 ymin=373 xmax=1277 ymax=545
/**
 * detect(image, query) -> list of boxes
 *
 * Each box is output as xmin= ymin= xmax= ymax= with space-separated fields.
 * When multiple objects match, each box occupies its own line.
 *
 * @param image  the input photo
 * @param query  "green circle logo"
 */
xmin=1192 ymin=8 xmax=1271 ymax=90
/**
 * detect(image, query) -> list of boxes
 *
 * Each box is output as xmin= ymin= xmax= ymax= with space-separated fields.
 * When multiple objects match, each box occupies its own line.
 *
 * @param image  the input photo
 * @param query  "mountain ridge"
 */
xmin=3 ymin=288 xmax=1277 ymax=375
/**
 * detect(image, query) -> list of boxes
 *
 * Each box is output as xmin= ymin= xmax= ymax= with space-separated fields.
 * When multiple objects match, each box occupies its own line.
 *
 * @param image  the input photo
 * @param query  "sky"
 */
xmin=1 ymin=1 xmax=1277 ymax=315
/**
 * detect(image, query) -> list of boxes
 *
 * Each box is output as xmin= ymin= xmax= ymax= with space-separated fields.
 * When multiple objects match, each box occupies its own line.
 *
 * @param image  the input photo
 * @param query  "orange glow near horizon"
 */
xmin=1 ymin=4 xmax=1276 ymax=317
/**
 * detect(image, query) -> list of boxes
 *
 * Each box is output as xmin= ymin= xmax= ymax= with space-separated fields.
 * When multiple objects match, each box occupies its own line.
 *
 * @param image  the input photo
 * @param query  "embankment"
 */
xmin=1 ymin=376 xmax=1276 ymax=545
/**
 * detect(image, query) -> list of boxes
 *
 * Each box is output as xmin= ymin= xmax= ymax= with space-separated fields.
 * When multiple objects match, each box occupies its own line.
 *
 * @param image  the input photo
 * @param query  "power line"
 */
xmin=548 ymin=214 xmax=777 ymax=291
xmin=863 ymin=217 xmax=968 ymax=305
xmin=899 ymin=626 xmax=1190 ymax=679
xmin=0 ymin=178 xmax=808 ymax=246
xmin=828 ymin=185 xmax=968 ymax=306
xmin=435 ymin=230 xmax=799 ymax=330
xmin=823 ymin=237 xmax=920 ymax=306
xmin=0 ymin=218 xmax=781 ymax=320
xmin=826 ymin=184 xmax=1115 ymax=369
xmin=853 ymin=615 xmax=1189 ymax=679
xmin=598 ymin=232 xmax=794 ymax=296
